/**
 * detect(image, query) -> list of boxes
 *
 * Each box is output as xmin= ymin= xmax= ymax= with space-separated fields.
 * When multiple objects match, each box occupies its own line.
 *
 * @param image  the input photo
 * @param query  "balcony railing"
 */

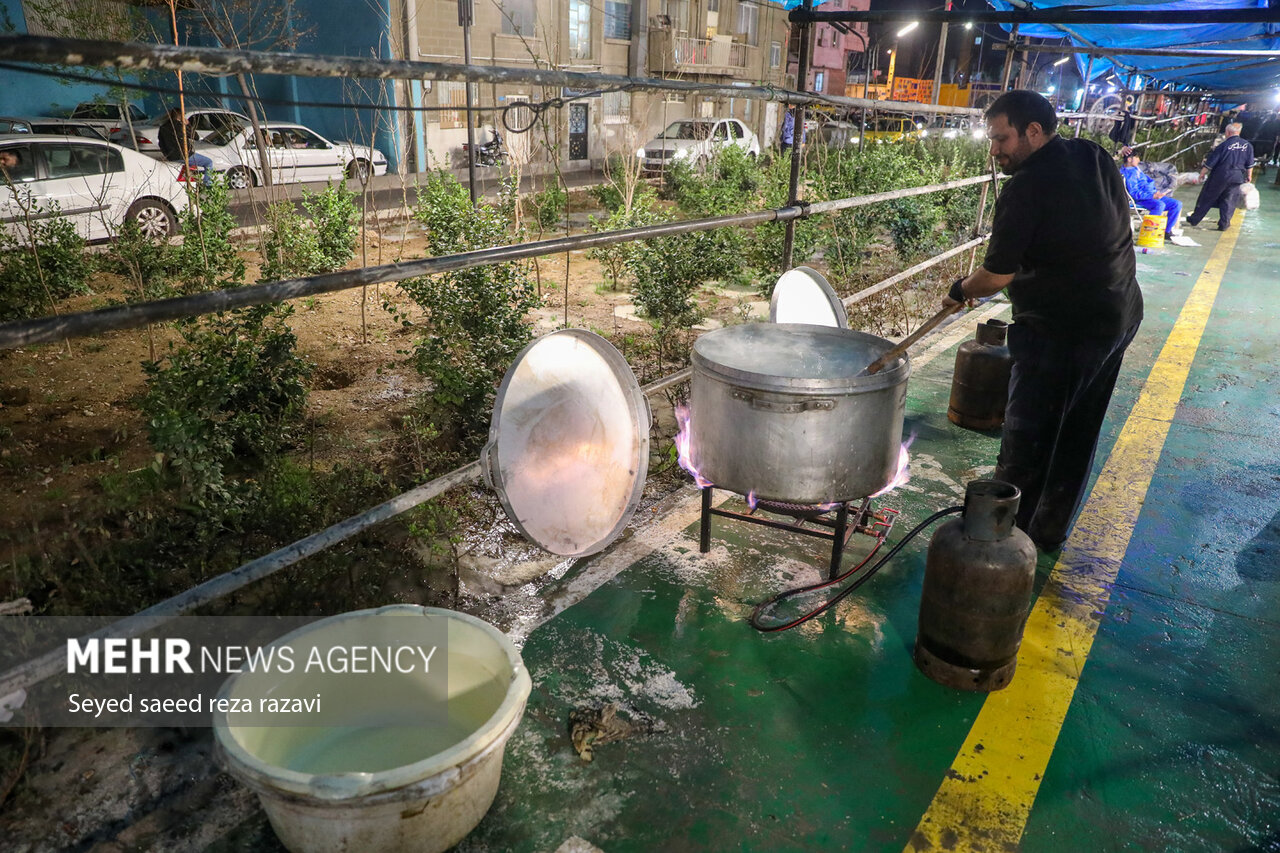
xmin=671 ymin=36 xmax=747 ymax=70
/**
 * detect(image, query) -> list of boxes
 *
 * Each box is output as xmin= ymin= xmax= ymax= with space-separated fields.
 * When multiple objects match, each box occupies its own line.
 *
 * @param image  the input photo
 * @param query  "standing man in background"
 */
xmin=942 ymin=91 xmax=1143 ymax=552
xmin=779 ymin=108 xmax=796 ymax=154
xmin=1186 ymin=122 xmax=1254 ymax=231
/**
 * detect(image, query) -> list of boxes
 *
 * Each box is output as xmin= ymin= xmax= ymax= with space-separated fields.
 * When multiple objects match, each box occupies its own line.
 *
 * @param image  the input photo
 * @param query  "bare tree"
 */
xmin=182 ymin=0 xmax=315 ymax=190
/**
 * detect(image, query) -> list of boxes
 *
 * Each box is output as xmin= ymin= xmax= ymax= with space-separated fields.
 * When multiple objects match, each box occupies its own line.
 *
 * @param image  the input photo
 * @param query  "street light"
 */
xmin=887 ymin=23 xmax=917 ymax=100
xmin=1053 ymin=56 xmax=1069 ymax=67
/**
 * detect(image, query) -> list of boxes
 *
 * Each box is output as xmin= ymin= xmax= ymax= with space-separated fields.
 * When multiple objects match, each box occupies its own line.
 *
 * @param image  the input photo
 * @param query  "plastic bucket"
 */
xmin=212 ymin=605 xmax=531 ymax=853
xmin=1136 ymin=212 xmax=1167 ymax=248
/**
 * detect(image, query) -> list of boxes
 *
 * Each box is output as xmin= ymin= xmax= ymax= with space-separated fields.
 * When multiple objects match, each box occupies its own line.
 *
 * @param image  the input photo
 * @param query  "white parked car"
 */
xmin=111 ymin=108 xmax=251 ymax=158
xmin=197 ymin=121 xmax=389 ymax=189
xmin=68 ymin=102 xmax=151 ymax=140
xmin=637 ymin=118 xmax=761 ymax=174
xmin=0 ymin=135 xmax=191 ymax=241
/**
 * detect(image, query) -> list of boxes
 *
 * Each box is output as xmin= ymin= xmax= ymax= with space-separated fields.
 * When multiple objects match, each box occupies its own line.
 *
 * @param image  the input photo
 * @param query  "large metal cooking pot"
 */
xmin=689 ymin=323 xmax=910 ymax=504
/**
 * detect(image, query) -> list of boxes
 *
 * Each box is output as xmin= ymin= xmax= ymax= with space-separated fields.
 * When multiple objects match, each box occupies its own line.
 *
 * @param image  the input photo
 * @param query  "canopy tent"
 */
xmin=987 ymin=0 xmax=1280 ymax=98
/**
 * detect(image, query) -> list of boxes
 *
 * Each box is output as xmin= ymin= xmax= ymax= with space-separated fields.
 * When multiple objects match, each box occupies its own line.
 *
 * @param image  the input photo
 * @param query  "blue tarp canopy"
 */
xmin=988 ymin=0 xmax=1280 ymax=96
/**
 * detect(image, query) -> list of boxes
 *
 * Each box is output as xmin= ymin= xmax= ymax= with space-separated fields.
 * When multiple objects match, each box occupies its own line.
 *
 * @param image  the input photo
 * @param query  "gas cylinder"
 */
xmin=914 ymin=479 xmax=1037 ymax=692
xmin=947 ymin=319 xmax=1011 ymax=430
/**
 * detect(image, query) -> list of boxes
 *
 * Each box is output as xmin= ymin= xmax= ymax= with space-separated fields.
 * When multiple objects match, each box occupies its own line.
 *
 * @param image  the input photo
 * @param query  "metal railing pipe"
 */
xmin=1 ymin=174 xmax=999 ymax=349
xmin=842 ymin=235 xmax=989 ymax=308
xmin=0 ymin=226 xmax=995 ymax=701
xmin=0 ymin=35 xmax=982 ymax=117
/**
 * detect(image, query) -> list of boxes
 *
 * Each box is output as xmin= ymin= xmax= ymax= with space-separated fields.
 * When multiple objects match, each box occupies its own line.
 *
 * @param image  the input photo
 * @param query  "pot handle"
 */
xmin=480 ymin=439 xmax=500 ymax=489
xmin=731 ymin=389 xmax=835 ymax=413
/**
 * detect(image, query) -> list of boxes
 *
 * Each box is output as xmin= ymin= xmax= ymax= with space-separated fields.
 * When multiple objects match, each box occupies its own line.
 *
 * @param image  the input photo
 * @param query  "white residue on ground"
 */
xmin=536 ymin=628 xmax=700 ymax=712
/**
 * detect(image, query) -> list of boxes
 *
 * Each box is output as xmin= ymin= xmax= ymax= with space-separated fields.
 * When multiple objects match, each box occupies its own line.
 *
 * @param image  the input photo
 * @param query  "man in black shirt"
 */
xmin=1187 ymin=123 xmax=1254 ymax=231
xmin=157 ymin=107 xmax=214 ymax=186
xmin=943 ymin=90 xmax=1144 ymax=552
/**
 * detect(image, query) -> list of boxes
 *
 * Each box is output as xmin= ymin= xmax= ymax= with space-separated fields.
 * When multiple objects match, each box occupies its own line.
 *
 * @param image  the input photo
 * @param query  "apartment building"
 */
xmin=405 ymin=0 xmax=797 ymax=172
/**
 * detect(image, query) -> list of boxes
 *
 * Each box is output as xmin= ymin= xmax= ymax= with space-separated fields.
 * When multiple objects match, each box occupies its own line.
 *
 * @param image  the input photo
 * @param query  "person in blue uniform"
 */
xmin=1121 ymin=151 xmax=1182 ymax=240
xmin=942 ymin=90 xmax=1143 ymax=552
xmin=779 ymin=109 xmax=796 ymax=154
xmin=1186 ymin=123 xmax=1254 ymax=231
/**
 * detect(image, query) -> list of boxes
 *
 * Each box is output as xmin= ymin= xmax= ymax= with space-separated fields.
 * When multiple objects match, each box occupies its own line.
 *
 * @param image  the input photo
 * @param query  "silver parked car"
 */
xmin=111 ymin=108 xmax=251 ymax=158
xmin=198 ymin=121 xmax=389 ymax=189
xmin=0 ymin=135 xmax=192 ymax=241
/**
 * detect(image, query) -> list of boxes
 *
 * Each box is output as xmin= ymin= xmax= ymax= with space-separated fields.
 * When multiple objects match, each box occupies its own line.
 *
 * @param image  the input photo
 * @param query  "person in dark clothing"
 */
xmin=157 ymin=107 xmax=214 ymax=186
xmin=1256 ymin=112 xmax=1280 ymax=166
xmin=1186 ymin=122 xmax=1254 ymax=230
xmin=1238 ymin=111 xmax=1264 ymax=143
xmin=943 ymin=90 xmax=1144 ymax=552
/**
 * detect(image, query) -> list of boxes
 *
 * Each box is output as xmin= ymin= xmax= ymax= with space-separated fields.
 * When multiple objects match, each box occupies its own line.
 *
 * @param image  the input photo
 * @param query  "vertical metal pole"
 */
xmin=699 ymin=487 xmax=713 ymax=554
xmin=459 ymin=0 xmax=478 ymax=204
xmin=1076 ymin=54 xmax=1095 ymax=137
xmin=967 ymin=178 xmax=990 ymax=274
xmin=932 ymin=0 xmax=952 ymax=106
xmin=829 ymin=502 xmax=850 ymax=580
xmin=1000 ymin=24 xmax=1018 ymax=91
xmin=783 ymin=0 xmax=815 ymax=271
xmin=859 ymin=37 xmax=872 ymax=153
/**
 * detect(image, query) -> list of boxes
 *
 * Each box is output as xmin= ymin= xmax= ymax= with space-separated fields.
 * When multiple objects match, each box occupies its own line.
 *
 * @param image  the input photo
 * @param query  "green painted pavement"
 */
xmin=461 ymin=184 xmax=1280 ymax=852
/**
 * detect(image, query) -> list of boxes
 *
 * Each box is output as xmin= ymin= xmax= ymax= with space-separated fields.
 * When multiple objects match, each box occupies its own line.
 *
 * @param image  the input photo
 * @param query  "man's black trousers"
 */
xmin=1188 ymin=172 xmax=1243 ymax=229
xmin=993 ymin=321 xmax=1141 ymax=549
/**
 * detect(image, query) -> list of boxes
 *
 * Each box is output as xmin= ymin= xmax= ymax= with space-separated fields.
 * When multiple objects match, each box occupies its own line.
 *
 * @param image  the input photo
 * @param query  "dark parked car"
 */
xmin=0 ymin=116 xmax=108 ymax=140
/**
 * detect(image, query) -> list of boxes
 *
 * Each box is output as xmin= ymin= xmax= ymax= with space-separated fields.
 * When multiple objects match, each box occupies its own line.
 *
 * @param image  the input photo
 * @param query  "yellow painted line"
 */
xmin=906 ymin=221 xmax=1242 ymax=852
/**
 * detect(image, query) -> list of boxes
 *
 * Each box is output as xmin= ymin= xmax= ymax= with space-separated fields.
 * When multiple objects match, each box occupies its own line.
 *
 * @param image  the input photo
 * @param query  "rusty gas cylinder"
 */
xmin=947 ymin=319 xmax=1011 ymax=430
xmin=914 ymin=479 xmax=1036 ymax=692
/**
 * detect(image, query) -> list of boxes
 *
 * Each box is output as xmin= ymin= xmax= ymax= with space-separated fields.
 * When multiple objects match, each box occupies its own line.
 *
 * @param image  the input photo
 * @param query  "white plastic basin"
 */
xmin=212 ymin=605 xmax=531 ymax=853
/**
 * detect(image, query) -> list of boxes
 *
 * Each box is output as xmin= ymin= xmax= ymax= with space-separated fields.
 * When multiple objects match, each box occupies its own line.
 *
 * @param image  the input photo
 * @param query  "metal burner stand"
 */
xmin=698 ymin=487 xmax=899 ymax=579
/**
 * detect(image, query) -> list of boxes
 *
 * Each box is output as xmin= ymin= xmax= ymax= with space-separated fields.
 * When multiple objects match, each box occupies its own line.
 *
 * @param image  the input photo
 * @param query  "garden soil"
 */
xmin=0 ymin=207 xmax=951 ymax=850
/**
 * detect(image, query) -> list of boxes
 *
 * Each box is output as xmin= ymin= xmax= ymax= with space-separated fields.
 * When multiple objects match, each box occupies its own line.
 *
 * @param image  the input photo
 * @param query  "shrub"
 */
xmin=259 ymin=200 xmax=324 ymax=281
xmin=141 ymin=304 xmax=311 ymax=505
xmin=0 ymin=203 xmax=93 ymax=321
xmin=588 ymin=180 xmax=625 ymax=214
xmin=397 ymin=170 xmax=540 ymax=444
xmin=586 ymin=188 xmax=659 ymax=291
xmin=529 ymin=183 xmax=568 ymax=228
xmin=303 ymin=181 xmax=360 ymax=272
xmin=626 ymin=219 xmax=730 ymax=330
xmin=746 ymin=156 xmax=821 ymax=294
xmin=106 ymin=219 xmax=177 ymax=303
xmin=174 ymin=179 xmax=244 ymax=293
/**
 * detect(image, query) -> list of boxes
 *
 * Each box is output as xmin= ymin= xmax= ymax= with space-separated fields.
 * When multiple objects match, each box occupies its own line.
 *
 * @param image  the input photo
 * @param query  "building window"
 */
xmin=603 ymin=91 xmax=631 ymax=124
xmin=500 ymin=0 xmax=535 ymax=36
xmin=770 ymin=41 xmax=781 ymax=68
xmin=663 ymin=0 xmax=690 ymax=33
xmin=814 ymin=72 xmax=825 ymax=93
xmin=568 ymin=0 xmax=592 ymax=59
xmin=604 ymin=1 xmax=631 ymax=39
xmin=438 ymin=81 xmax=466 ymax=129
xmin=736 ymin=2 xmax=759 ymax=46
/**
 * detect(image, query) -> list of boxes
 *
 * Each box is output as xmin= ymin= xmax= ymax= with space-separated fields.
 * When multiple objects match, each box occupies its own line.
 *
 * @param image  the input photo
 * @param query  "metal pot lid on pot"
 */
xmin=482 ymin=329 xmax=651 ymax=557
xmin=769 ymin=266 xmax=848 ymax=329
xmin=693 ymin=323 xmax=909 ymax=393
